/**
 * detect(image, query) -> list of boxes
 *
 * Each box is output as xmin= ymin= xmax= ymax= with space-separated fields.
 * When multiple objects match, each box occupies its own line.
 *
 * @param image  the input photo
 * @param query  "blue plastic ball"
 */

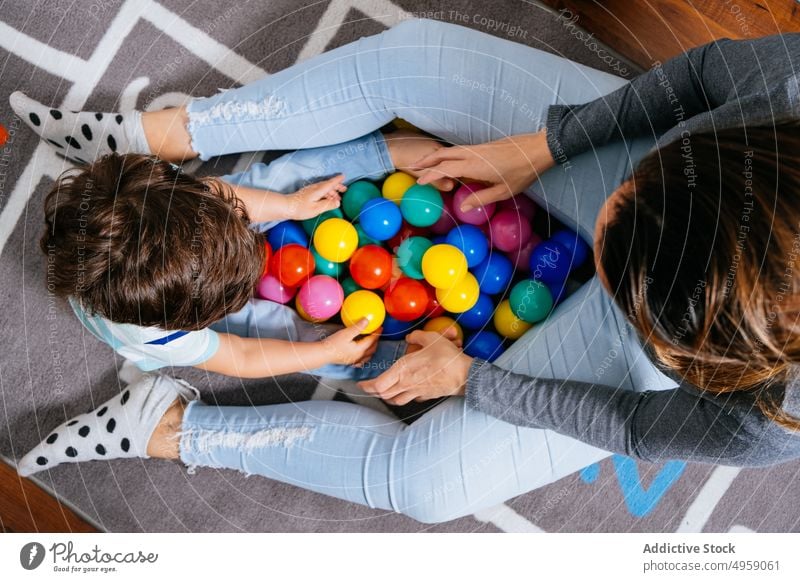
xmin=545 ymin=279 xmax=569 ymax=305
xmin=445 ymin=224 xmax=489 ymax=268
xmin=529 ymin=240 xmax=571 ymax=285
xmin=267 ymin=220 xmax=308 ymax=249
xmin=431 ymin=235 xmax=448 ymax=245
xmin=358 ymin=198 xmax=403 ymax=241
xmin=550 ymin=229 xmax=591 ymax=270
xmin=545 ymin=279 xmax=570 ymax=305
xmin=381 ymin=315 xmax=418 ymax=340
xmin=464 ymin=330 xmax=505 ymax=362
xmin=472 ymin=252 xmax=514 ymax=295
xmin=456 ymin=293 xmax=494 ymax=330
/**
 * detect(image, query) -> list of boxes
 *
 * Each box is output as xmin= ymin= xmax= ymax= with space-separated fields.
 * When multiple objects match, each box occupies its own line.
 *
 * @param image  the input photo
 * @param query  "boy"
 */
xmin=38 ymin=128 xmax=443 ymax=380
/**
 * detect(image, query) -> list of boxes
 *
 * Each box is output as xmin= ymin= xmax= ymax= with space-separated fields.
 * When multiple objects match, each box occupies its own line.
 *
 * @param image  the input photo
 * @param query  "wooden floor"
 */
xmin=3 ymin=0 xmax=800 ymax=535
xmin=0 ymin=459 xmax=97 ymax=532
xmin=540 ymin=0 xmax=800 ymax=68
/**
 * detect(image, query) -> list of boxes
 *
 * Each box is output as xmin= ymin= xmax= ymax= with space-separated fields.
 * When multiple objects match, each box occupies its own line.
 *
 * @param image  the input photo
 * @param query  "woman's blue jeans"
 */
xmin=177 ymin=18 xmax=678 ymax=524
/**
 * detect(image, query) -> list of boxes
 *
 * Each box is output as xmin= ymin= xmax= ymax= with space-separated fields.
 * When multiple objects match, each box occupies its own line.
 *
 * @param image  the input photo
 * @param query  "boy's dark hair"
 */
xmin=41 ymin=153 xmax=265 ymax=330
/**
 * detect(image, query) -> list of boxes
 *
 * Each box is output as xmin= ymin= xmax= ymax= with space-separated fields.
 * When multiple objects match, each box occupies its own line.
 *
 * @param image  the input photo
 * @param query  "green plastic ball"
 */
xmin=396 ymin=236 xmax=433 ymax=280
xmin=355 ymin=223 xmax=380 ymax=248
xmin=312 ymin=247 xmax=343 ymax=277
xmin=400 ymin=184 xmax=443 ymax=227
xmin=342 ymin=180 xmax=381 ymax=220
xmin=341 ymin=277 xmax=362 ymax=297
xmin=302 ymin=208 xmax=343 ymax=237
xmin=508 ymin=279 xmax=553 ymax=323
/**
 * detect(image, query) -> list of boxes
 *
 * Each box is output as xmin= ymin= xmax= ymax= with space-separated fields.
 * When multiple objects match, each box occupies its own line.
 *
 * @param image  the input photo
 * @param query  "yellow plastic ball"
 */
xmin=392 ymin=118 xmax=419 ymax=132
xmin=421 ymin=244 xmax=468 ymax=289
xmin=340 ymin=290 xmax=386 ymax=334
xmin=423 ymin=316 xmax=464 ymax=342
xmin=494 ymin=299 xmax=532 ymax=340
xmin=435 ymin=273 xmax=480 ymax=313
xmin=313 ymin=218 xmax=358 ymax=263
xmin=382 ymin=171 xmax=417 ymax=204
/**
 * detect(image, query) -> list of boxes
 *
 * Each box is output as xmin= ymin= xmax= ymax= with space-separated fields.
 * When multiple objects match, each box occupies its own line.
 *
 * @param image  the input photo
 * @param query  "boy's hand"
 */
xmin=324 ymin=318 xmax=381 ymax=366
xmin=287 ymin=174 xmax=347 ymax=220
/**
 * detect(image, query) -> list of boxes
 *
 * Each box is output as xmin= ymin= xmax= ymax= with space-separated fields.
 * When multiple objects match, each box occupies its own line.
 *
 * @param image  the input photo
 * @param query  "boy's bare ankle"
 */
xmin=146 ymin=397 xmax=186 ymax=460
xmin=142 ymin=107 xmax=197 ymax=162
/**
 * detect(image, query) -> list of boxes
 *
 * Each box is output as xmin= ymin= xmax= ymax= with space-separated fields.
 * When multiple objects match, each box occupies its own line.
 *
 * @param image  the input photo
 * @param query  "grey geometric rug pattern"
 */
xmin=1 ymin=0 xmax=798 ymax=532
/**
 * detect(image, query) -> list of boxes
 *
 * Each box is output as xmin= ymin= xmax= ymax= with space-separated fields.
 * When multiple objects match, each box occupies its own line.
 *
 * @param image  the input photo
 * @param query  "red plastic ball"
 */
xmin=423 ymin=282 xmax=446 ymax=318
xmin=349 ymin=245 xmax=393 ymax=289
xmin=270 ymin=243 xmax=314 ymax=287
xmin=262 ymin=241 xmax=273 ymax=276
xmin=384 ymin=277 xmax=428 ymax=321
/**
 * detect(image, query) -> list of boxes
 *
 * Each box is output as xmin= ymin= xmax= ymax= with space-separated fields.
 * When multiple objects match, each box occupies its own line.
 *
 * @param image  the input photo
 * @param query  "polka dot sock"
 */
xmin=16 ymin=374 xmax=200 ymax=477
xmin=9 ymin=91 xmax=151 ymax=164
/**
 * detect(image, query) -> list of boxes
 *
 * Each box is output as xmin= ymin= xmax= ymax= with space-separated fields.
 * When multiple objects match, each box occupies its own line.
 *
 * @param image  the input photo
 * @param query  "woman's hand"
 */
xmin=324 ymin=318 xmax=382 ymax=367
xmin=358 ymin=330 xmax=473 ymax=405
xmin=412 ymin=130 xmax=555 ymax=212
xmin=287 ymin=174 xmax=347 ymax=220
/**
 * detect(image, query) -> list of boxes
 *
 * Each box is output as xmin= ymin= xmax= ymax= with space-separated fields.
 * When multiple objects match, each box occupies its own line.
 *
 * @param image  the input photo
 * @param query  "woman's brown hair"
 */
xmin=41 ymin=153 xmax=265 ymax=330
xmin=599 ymin=121 xmax=800 ymax=431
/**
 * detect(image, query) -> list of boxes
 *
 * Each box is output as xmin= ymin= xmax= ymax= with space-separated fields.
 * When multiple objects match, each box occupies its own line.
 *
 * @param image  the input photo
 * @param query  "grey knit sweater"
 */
xmin=466 ymin=33 xmax=800 ymax=466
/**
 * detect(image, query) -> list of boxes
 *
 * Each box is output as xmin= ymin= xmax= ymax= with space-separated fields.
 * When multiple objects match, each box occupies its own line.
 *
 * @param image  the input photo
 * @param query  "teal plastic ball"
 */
xmin=508 ymin=279 xmax=553 ymax=323
xmin=312 ymin=247 xmax=343 ymax=277
xmin=355 ymin=223 xmax=380 ymax=248
xmin=341 ymin=277 xmax=362 ymax=297
xmin=396 ymin=236 xmax=433 ymax=279
xmin=343 ymin=180 xmax=381 ymax=220
xmin=400 ymin=184 xmax=443 ymax=227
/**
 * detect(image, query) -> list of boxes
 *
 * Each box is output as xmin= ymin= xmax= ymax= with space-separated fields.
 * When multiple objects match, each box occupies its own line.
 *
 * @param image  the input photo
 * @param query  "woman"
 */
xmin=16 ymin=19 xmax=800 ymax=523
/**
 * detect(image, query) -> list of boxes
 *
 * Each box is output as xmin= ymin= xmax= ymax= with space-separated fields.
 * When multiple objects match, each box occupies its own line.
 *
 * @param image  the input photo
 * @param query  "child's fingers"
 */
xmin=363 ymin=341 xmax=379 ymax=359
xmin=339 ymin=318 xmax=369 ymax=340
xmin=358 ymin=333 xmax=380 ymax=353
xmin=317 ymin=196 xmax=341 ymax=212
xmin=324 ymin=173 xmax=346 ymax=187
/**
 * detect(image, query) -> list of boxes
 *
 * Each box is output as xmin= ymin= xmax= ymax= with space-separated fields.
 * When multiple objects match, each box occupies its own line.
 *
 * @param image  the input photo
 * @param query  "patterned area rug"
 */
xmin=1 ymin=0 xmax=798 ymax=532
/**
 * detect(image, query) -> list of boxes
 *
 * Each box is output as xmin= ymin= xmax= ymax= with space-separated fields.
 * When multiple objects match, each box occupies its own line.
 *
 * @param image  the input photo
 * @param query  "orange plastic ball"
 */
xmin=270 ymin=244 xmax=315 ymax=287
xmin=384 ymin=277 xmax=428 ymax=322
xmin=349 ymin=245 xmax=393 ymax=290
xmin=423 ymin=316 xmax=464 ymax=342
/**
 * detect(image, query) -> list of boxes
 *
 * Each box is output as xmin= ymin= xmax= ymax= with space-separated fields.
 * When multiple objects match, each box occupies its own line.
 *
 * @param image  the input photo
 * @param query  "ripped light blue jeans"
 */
xmin=177 ymin=18 xmax=678 ymax=523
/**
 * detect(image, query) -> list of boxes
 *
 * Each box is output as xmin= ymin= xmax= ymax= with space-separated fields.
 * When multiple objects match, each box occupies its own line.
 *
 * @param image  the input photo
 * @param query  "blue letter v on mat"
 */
xmin=580 ymin=455 xmax=687 ymax=518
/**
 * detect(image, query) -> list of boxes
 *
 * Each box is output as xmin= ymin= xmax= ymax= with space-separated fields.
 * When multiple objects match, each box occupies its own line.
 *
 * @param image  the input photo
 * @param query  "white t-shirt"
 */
xmin=68 ymin=297 xmax=220 ymax=371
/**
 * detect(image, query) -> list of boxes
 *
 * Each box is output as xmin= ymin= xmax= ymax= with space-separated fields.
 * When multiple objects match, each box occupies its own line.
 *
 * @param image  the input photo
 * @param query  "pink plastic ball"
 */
xmin=509 ymin=233 xmax=542 ymax=273
xmin=453 ymin=183 xmax=496 ymax=225
xmin=430 ymin=192 xmax=458 ymax=235
xmin=489 ymin=209 xmax=533 ymax=253
xmin=298 ymin=275 xmax=344 ymax=321
xmin=499 ymin=195 xmax=537 ymax=219
xmin=257 ymin=274 xmax=297 ymax=304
